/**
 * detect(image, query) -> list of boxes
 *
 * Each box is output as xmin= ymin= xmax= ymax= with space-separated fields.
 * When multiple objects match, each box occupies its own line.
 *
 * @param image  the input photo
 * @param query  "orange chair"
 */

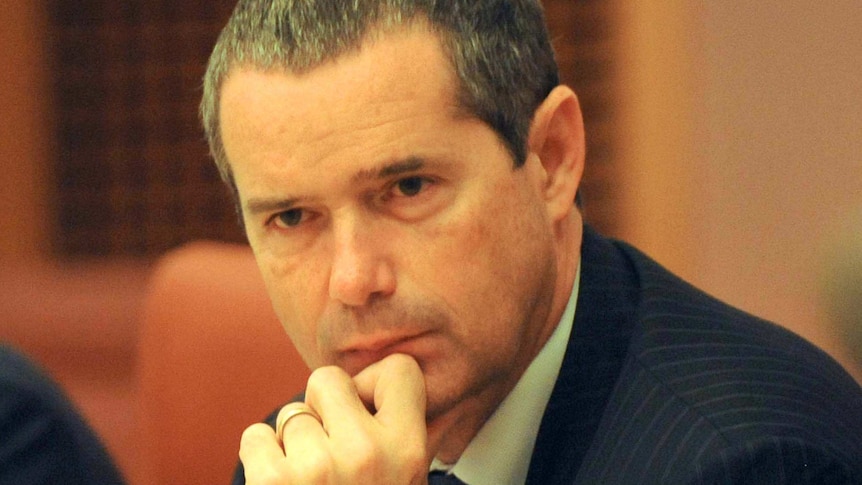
xmin=137 ymin=241 xmax=310 ymax=485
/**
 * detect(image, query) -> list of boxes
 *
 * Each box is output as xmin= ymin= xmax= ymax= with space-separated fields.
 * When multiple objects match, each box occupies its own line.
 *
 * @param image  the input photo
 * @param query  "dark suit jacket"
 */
xmin=235 ymin=227 xmax=862 ymax=484
xmin=0 ymin=345 xmax=126 ymax=485
xmin=525 ymin=227 xmax=862 ymax=484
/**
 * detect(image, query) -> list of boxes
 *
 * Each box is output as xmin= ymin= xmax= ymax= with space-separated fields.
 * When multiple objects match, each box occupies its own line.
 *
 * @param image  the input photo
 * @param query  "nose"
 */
xmin=328 ymin=217 xmax=396 ymax=307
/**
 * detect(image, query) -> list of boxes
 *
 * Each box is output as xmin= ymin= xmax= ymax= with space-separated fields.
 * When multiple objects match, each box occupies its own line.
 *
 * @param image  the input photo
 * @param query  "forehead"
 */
xmin=217 ymin=27 xmax=466 ymax=183
xmin=220 ymin=26 xmax=461 ymax=124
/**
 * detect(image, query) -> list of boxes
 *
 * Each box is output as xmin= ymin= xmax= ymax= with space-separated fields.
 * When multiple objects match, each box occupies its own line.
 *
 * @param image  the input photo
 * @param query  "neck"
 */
xmin=426 ymin=391 xmax=502 ymax=464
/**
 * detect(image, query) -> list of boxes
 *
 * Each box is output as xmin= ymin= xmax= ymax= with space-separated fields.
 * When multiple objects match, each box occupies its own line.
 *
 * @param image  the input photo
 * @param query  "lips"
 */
xmin=337 ymin=331 xmax=434 ymax=374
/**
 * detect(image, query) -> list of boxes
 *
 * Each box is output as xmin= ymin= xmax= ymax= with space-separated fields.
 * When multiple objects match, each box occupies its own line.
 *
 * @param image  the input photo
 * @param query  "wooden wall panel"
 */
xmin=49 ymin=0 xmax=243 ymax=256
xmin=545 ymin=0 xmax=621 ymax=236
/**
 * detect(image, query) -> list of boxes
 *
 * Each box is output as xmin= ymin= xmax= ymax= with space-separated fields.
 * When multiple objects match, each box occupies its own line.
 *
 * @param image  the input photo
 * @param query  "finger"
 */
xmin=276 ymin=402 xmax=324 ymax=438
xmin=242 ymin=416 xmax=333 ymax=483
xmin=238 ymin=423 xmax=287 ymax=483
xmin=275 ymin=402 xmax=329 ymax=458
xmin=303 ymin=365 xmax=372 ymax=440
xmin=352 ymin=353 xmax=427 ymax=430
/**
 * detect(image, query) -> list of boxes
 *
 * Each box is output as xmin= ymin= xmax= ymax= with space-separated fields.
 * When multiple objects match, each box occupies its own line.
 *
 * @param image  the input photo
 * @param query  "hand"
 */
xmin=239 ymin=354 xmax=430 ymax=484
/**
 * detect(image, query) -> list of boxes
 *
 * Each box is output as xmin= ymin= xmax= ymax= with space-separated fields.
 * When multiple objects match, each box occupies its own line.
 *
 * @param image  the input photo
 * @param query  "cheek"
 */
xmin=443 ymin=183 xmax=545 ymax=280
xmin=457 ymin=185 xmax=551 ymax=320
xmin=254 ymin=251 xmax=330 ymax=367
xmin=419 ymin=188 xmax=546 ymax=321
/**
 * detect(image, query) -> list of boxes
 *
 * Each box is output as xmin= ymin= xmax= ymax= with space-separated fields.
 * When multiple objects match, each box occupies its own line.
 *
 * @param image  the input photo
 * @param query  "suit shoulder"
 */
xmin=611 ymin=238 xmax=859 ymax=395
xmin=576 ymin=237 xmax=862 ymax=481
xmin=578 ymin=319 xmax=862 ymax=482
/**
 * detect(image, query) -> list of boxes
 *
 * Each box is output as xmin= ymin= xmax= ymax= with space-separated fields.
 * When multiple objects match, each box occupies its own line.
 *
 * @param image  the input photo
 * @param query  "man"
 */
xmin=0 ymin=345 xmax=126 ymax=485
xmin=200 ymin=1 xmax=862 ymax=483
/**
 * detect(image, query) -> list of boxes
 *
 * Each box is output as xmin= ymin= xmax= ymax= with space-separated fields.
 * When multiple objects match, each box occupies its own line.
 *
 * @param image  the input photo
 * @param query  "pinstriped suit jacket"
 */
xmin=526 ymin=227 xmax=862 ymax=484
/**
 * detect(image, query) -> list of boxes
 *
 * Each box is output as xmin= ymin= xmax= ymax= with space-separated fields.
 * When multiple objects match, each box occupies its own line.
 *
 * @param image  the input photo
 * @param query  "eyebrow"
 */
xmin=353 ymin=156 xmax=425 ymax=182
xmin=244 ymin=157 xmax=427 ymax=216
xmin=244 ymin=196 xmax=300 ymax=216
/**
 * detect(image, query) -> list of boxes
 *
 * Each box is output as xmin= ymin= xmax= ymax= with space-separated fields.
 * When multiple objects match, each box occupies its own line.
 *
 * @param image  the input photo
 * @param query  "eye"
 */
xmin=393 ymin=176 xmax=430 ymax=197
xmin=273 ymin=208 xmax=305 ymax=228
xmin=377 ymin=174 xmax=447 ymax=220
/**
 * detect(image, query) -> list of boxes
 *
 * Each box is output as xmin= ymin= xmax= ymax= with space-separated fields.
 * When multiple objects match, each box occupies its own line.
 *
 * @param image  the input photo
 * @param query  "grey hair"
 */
xmin=200 ymin=0 xmax=560 ymax=201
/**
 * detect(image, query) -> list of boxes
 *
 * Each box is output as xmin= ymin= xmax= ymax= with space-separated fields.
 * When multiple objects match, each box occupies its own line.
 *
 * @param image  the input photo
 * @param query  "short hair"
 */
xmin=201 ymin=0 xmax=560 ymax=201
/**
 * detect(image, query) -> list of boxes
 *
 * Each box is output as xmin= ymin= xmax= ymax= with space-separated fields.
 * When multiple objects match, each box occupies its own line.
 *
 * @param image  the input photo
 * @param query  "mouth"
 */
xmin=337 ymin=331 xmax=435 ymax=374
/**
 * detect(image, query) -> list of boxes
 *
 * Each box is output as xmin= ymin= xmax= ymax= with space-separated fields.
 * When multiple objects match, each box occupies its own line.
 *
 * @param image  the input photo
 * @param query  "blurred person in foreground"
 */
xmin=0 ymin=344 xmax=125 ymax=485
xmin=199 ymin=1 xmax=862 ymax=483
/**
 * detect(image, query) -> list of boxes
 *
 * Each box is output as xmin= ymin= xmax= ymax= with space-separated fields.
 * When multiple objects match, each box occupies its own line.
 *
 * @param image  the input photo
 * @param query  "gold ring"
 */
xmin=275 ymin=403 xmax=323 ymax=442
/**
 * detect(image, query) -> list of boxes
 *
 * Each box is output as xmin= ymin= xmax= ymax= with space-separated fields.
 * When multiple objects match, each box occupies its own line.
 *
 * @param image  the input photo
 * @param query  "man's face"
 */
xmin=219 ymin=28 xmax=562 ymax=421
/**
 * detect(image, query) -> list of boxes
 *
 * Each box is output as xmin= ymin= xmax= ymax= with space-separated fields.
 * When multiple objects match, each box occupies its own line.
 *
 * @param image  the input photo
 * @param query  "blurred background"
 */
xmin=1 ymin=1 xmax=860 ymax=483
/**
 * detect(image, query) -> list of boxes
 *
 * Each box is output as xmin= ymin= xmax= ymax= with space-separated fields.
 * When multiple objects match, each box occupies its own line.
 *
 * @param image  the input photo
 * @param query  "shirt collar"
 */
xmin=431 ymin=265 xmax=580 ymax=484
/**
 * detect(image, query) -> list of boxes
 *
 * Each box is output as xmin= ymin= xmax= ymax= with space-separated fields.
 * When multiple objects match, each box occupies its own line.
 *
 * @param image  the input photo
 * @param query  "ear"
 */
xmin=526 ymin=86 xmax=586 ymax=223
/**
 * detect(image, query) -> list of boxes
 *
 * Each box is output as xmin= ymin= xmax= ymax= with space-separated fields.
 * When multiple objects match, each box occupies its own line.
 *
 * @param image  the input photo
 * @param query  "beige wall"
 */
xmin=616 ymin=1 xmax=862 ymax=378
xmin=0 ymin=0 xmax=51 ymax=261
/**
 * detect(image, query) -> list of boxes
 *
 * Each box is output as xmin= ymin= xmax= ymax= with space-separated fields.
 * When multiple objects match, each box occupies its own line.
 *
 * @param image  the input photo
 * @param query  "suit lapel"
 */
xmin=526 ymin=226 xmax=640 ymax=484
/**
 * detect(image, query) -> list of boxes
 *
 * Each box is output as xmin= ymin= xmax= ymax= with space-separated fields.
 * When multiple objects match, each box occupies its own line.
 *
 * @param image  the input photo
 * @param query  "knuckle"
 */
xmin=290 ymin=448 xmax=334 ymax=482
xmin=386 ymin=352 xmax=414 ymax=366
xmin=239 ymin=423 xmax=273 ymax=450
xmin=328 ymin=434 xmax=381 ymax=478
xmin=345 ymin=440 xmax=378 ymax=475
xmin=306 ymin=365 xmax=352 ymax=399
xmin=308 ymin=365 xmax=349 ymax=386
xmin=246 ymin=443 xmax=334 ymax=484
xmin=387 ymin=352 xmax=419 ymax=370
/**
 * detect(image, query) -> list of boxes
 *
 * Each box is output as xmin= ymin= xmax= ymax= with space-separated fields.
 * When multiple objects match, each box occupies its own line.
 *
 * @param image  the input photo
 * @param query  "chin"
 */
xmin=421 ymin=358 xmax=483 ymax=423
xmin=424 ymin=389 xmax=460 ymax=423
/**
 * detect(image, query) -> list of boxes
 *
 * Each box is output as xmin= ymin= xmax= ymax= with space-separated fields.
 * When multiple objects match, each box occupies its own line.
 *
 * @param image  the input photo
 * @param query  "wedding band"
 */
xmin=275 ymin=403 xmax=323 ymax=442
